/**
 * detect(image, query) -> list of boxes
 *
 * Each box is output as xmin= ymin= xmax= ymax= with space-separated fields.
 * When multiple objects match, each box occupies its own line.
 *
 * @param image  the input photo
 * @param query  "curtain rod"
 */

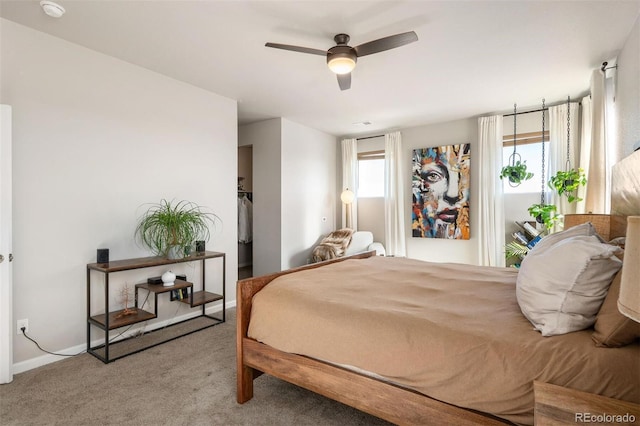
xmin=356 ymin=134 xmax=385 ymax=141
xmin=503 ymin=108 xmax=547 ymax=118
xmin=503 ymin=100 xmax=581 ymax=117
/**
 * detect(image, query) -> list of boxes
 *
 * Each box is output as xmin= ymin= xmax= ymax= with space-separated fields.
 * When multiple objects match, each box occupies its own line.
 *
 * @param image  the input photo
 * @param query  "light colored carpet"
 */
xmin=0 ymin=309 xmax=391 ymax=426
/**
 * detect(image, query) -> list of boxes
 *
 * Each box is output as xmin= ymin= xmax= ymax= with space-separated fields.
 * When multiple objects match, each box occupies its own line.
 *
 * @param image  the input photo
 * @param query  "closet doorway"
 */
xmin=238 ymin=146 xmax=253 ymax=279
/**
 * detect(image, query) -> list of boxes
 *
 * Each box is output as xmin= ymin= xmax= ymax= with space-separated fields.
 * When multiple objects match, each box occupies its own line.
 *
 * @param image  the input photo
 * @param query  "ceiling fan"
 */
xmin=265 ymin=31 xmax=418 ymax=91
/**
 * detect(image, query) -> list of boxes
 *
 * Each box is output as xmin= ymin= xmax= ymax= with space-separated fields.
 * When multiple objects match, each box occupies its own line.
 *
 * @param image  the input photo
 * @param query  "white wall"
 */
xmin=614 ymin=14 xmax=640 ymax=157
xmin=238 ymin=119 xmax=281 ymax=276
xmin=238 ymin=118 xmax=336 ymax=273
xmin=1 ymin=19 xmax=238 ymax=365
xmin=281 ymin=119 xmax=336 ymax=269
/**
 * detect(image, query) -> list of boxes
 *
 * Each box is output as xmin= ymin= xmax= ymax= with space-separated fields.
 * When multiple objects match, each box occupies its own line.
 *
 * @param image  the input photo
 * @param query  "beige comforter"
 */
xmin=248 ymin=256 xmax=639 ymax=425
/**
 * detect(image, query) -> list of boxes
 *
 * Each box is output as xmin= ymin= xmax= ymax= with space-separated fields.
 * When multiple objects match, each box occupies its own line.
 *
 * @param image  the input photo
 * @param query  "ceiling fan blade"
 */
xmin=337 ymin=73 xmax=351 ymax=91
xmin=265 ymin=42 xmax=327 ymax=56
xmin=353 ymin=31 xmax=418 ymax=57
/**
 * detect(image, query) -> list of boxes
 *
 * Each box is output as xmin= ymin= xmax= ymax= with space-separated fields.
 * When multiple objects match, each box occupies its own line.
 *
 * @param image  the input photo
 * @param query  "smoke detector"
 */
xmin=40 ymin=1 xmax=65 ymax=18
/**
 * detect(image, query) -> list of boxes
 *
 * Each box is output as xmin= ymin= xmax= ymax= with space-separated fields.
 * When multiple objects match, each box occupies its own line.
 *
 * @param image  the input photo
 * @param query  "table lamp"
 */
xmin=341 ymin=189 xmax=355 ymax=229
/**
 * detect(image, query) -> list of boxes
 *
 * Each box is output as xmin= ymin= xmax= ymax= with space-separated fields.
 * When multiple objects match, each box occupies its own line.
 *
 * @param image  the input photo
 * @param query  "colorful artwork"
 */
xmin=412 ymin=144 xmax=470 ymax=239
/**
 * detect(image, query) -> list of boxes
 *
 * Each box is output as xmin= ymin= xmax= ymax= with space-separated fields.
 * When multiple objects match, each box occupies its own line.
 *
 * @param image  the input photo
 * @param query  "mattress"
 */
xmin=247 ymin=256 xmax=639 ymax=425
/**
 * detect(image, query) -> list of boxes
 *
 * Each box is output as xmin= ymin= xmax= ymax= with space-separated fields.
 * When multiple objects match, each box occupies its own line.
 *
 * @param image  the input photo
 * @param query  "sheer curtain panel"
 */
xmin=341 ymin=138 xmax=358 ymax=230
xmin=384 ymin=131 xmax=406 ymax=257
xmin=548 ymin=101 xmax=581 ymax=219
xmin=576 ymin=95 xmax=592 ymax=214
xmin=477 ymin=116 xmax=505 ymax=267
xmin=585 ymin=69 xmax=609 ymax=213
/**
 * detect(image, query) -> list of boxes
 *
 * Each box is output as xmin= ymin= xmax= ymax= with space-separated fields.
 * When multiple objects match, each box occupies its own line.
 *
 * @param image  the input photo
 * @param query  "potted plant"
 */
xmin=548 ymin=168 xmax=587 ymax=203
xmin=505 ymin=240 xmax=530 ymax=262
xmin=527 ymin=203 xmax=558 ymax=230
xmin=499 ymin=160 xmax=534 ymax=186
xmin=135 ymin=199 xmax=220 ymax=259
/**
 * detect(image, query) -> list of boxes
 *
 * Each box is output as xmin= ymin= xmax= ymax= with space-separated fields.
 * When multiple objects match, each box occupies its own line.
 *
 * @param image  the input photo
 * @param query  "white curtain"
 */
xmin=548 ymin=101 xmax=581 ymax=220
xmin=584 ymin=69 xmax=609 ymax=213
xmin=477 ymin=115 xmax=505 ymax=267
xmin=341 ymin=138 xmax=358 ymax=230
xmin=576 ymin=95 xmax=592 ymax=213
xmin=384 ymin=131 xmax=406 ymax=257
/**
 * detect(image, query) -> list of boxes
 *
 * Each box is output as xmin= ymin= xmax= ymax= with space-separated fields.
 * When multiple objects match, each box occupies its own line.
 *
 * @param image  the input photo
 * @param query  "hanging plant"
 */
xmin=548 ymin=97 xmax=587 ymax=203
xmin=499 ymin=103 xmax=534 ymax=187
xmin=500 ymin=159 xmax=534 ymax=185
xmin=548 ymin=168 xmax=587 ymax=203
xmin=527 ymin=99 xmax=558 ymax=230
xmin=527 ymin=203 xmax=558 ymax=229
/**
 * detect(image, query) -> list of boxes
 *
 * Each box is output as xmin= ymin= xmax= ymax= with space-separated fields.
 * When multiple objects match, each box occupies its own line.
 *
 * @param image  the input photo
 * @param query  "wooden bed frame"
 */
xmin=236 ymin=151 xmax=639 ymax=425
xmin=236 ymin=251 xmax=510 ymax=425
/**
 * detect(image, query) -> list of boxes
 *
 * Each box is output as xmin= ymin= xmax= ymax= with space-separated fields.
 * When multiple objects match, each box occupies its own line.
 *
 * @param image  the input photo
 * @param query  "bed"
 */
xmin=236 ymin=152 xmax=640 ymax=425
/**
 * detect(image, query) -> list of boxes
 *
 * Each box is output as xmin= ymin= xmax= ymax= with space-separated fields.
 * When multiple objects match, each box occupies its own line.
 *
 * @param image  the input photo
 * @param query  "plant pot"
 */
xmin=564 ymin=179 xmax=575 ymax=188
xmin=167 ymin=246 xmax=184 ymax=260
xmin=535 ymin=214 xmax=544 ymax=224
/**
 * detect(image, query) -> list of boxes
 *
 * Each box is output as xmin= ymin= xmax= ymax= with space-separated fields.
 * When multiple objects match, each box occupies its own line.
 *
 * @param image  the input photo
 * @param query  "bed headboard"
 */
xmin=611 ymin=150 xmax=640 ymax=216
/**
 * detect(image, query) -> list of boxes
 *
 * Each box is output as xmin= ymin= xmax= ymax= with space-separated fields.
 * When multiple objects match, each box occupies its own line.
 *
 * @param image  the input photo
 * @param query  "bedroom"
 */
xmin=1 ymin=0 xmax=639 ymax=424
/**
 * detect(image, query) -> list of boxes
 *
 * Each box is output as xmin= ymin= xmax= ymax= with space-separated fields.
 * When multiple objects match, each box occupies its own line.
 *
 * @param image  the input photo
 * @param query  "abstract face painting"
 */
xmin=412 ymin=144 xmax=470 ymax=239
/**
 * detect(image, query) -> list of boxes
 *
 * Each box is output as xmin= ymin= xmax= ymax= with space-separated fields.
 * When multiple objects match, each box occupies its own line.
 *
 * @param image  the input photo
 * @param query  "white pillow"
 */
xmin=516 ymin=235 xmax=622 ymax=336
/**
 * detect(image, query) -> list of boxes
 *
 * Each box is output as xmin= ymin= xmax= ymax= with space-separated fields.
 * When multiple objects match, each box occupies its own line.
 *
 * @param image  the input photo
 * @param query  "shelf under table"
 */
xmin=89 ymin=308 xmax=156 ymax=330
xmin=136 ymin=279 xmax=192 ymax=293
xmin=180 ymin=290 xmax=223 ymax=307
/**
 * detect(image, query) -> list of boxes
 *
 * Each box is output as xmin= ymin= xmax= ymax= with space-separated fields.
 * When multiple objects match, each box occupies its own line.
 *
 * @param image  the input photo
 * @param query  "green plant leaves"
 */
xmin=548 ymin=168 xmax=587 ymax=203
xmin=527 ymin=203 xmax=559 ymax=229
xmin=499 ymin=160 xmax=534 ymax=185
xmin=135 ymin=199 xmax=221 ymax=257
xmin=505 ymin=241 xmax=530 ymax=260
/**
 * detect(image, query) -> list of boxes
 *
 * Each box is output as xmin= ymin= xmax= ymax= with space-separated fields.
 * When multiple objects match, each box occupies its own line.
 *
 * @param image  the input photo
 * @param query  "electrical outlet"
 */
xmin=17 ymin=319 xmax=28 ymax=335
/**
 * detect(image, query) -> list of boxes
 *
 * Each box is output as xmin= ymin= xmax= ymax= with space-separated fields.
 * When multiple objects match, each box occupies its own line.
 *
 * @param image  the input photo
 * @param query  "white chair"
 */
xmin=344 ymin=231 xmax=386 ymax=256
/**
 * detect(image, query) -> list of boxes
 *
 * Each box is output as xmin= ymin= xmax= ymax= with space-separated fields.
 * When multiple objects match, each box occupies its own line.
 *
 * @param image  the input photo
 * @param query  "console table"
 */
xmin=86 ymin=251 xmax=225 ymax=363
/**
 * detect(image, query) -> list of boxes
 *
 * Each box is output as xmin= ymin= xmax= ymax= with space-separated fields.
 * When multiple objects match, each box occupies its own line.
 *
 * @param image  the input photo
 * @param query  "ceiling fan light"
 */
xmin=328 ymin=57 xmax=356 ymax=74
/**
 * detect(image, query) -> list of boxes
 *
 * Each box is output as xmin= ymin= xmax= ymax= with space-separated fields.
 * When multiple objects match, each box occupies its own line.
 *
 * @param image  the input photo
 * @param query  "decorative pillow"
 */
xmin=516 ymin=235 xmax=622 ymax=336
xmin=529 ymin=221 xmax=601 ymax=255
xmin=592 ymin=265 xmax=640 ymax=347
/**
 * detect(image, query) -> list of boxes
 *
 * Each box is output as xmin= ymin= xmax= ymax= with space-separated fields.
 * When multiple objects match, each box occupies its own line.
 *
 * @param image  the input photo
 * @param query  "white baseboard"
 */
xmin=12 ymin=300 xmax=236 ymax=375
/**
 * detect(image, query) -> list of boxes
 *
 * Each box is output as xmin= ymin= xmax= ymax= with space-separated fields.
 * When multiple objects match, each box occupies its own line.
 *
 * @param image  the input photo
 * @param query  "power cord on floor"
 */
xmin=21 ymin=291 xmax=153 ymax=357
xmin=20 ymin=327 xmax=85 ymax=357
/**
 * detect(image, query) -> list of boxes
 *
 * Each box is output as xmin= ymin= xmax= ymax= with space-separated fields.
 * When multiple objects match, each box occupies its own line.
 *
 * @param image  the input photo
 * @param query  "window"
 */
xmin=502 ymin=131 xmax=549 ymax=194
xmin=357 ymin=150 xmax=384 ymax=197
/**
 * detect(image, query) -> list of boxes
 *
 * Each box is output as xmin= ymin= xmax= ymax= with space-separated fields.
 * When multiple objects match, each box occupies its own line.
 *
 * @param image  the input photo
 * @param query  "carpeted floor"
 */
xmin=0 ymin=309 xmax=391 ymax=426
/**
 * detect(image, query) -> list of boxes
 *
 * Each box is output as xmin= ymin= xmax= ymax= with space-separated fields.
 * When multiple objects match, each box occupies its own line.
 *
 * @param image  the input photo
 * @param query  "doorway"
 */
xmin=238 ymin=146 xmax=253 ymax=280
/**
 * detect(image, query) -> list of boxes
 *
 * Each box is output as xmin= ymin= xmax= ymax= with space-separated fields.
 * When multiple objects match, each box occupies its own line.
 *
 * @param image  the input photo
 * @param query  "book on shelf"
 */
xmin=512 ymin=231 xmax=529 ymax=246
xmin=515 ymin=221 xmax=540 ymax=239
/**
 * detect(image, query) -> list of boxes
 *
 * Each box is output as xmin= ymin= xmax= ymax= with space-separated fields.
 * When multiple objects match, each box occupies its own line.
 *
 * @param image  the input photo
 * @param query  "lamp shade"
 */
xmin=340 ymin=189 xmax=355 ymax=204
xmin=328 ymin=57 xmax=356 ymax=74
xmin=618 ymin=216 xmax=640 ymax=323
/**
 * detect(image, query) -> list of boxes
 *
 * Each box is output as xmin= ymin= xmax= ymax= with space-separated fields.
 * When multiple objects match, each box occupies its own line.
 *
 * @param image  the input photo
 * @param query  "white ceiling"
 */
xmin=1 ymin=1 xmax=639 ymax=137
